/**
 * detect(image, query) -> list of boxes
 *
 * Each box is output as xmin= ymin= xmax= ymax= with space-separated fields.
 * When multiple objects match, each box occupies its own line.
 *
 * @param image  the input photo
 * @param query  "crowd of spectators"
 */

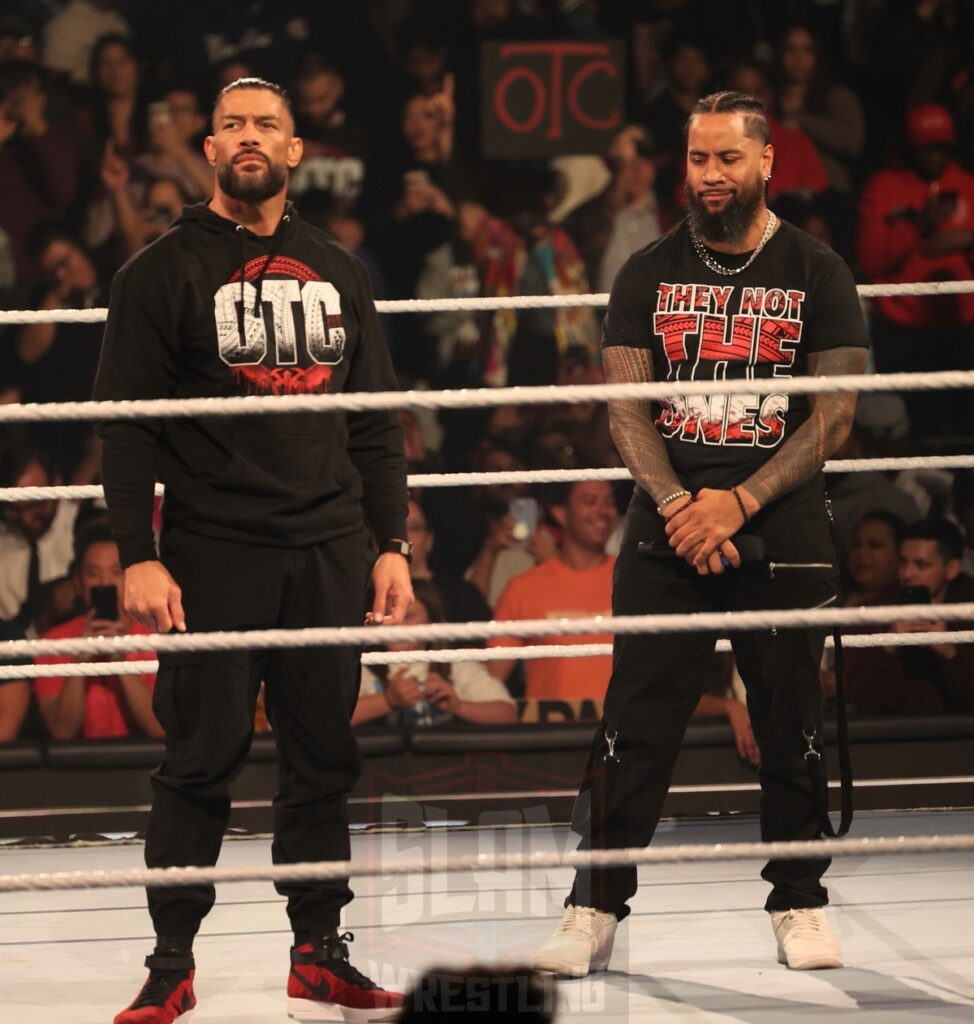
xmin=3 ymin=0 xmax=974 ymax=748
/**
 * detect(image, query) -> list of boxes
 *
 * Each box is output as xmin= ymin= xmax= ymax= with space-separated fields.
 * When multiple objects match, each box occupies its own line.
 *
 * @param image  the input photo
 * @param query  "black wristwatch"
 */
xmin=378 ymin=538 xmax=413 ymax=563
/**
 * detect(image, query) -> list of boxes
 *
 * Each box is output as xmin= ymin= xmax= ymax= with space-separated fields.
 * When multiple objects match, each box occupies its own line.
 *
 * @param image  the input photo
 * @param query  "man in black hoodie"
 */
xmin=96 ymin=78 xmax=411 ymax=1024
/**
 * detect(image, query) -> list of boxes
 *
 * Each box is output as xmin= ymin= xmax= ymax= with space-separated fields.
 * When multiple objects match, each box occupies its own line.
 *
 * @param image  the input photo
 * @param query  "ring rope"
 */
xmin=0 ymin=278 xmax=972 ymax=325
xmin=3 ymin=453 xmax=974 ymax=504
xmin=5 ymin=629 xmax=974 ymax=680
xmin=0 ymin=833 xmax=972 ymax=894
xmin=2 ymin=603 xmax=973 ymax=661
xmin=1 ymin=370 xmax=974 ymax=425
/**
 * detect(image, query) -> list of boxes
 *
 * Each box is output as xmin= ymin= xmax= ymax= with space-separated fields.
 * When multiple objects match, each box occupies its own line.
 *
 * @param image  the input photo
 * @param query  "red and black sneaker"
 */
xmin=287 ymin=932 xmax=403 ymax=1022
xmin=114 ymin=954 xmax=196 ymax=1024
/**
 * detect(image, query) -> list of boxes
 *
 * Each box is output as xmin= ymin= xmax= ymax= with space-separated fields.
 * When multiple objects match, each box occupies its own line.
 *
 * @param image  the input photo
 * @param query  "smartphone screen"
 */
xmin=509 ymin=497 xmax=538 ymax=545
xmin=90 ymin=585 xmax=118 ymax=621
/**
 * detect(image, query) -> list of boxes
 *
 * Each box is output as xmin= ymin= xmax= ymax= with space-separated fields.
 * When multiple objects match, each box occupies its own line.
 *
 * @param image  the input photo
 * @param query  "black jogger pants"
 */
xmin=569 ymin=483 xmax=838 ymax=920
xmin=145 ymin=526 xmax=368 ymax=942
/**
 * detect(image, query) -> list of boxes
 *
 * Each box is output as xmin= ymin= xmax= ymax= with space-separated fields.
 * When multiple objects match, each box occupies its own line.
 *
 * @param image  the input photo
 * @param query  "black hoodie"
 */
xmin=93 ymin=201 xmax=407 ymax=567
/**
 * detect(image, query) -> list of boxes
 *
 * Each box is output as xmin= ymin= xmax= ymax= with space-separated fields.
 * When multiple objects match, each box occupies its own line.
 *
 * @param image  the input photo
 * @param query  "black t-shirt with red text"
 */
xmin=603 ymin=219 xmax=868 ymax=496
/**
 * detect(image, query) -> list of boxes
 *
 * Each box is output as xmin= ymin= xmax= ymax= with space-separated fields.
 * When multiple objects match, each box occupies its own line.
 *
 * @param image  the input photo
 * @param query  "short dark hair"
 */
xmin=72 ymin=521 xmax=118 ymax=574
xmin=0 ymin=442 xmax=53 ymax=489
xmin=291 ymin=53 xmax=342 ymax=87
xmin=687 ymin=90 xmax=770 ymax=145
xmin=212 ymin=76 xmax=293 ymax=127
xmin=853 ymin=509 xmax=906 ymax=544
xmin=901 ymin=517 xmax=965 ymax=564
xmin=25 ymin=221 xmax=85 ymax=262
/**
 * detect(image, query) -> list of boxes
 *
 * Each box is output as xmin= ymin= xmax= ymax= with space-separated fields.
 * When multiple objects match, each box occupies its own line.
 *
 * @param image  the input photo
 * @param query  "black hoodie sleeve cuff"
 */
xmin=116 ymin=533 xmax=160 ymax=570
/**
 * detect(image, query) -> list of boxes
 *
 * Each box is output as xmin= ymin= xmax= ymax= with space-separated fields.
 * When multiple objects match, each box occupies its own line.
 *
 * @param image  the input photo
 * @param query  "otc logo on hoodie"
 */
xmin=214 ymin=255 xmax=346 ymax=395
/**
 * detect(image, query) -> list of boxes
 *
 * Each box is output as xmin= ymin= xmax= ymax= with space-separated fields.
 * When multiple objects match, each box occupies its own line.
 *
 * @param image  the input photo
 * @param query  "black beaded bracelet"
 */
xmin=731 ymin=487 xmax=750 ymax=524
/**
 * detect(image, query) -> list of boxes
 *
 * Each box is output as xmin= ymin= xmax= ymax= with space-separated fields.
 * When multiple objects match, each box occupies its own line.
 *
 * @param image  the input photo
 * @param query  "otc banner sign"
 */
xmin=481 ymin=40 xmax=625 ymax=158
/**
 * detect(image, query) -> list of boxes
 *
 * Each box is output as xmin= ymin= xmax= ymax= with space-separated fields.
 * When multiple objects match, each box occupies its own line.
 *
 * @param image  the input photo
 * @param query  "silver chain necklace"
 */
xmin=690 ymin=210 xmax=778 ymax=276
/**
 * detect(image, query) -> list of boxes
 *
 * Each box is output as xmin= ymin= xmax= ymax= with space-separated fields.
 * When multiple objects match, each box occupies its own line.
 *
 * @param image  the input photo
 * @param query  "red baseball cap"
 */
xmin=905 ymin=103 xmax=957 ymax=147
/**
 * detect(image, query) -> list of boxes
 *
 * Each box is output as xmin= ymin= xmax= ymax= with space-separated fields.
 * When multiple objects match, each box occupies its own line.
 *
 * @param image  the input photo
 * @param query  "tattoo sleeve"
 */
xmin=602 ymin=345 xmax=685 ymax=505
xmin=742 ymin=346 xmax=868 ymax=508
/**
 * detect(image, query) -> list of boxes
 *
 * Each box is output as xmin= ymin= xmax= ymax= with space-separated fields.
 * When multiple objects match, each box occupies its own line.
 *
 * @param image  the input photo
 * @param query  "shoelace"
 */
xmin=780 ymin=909 xmax=825 ymax=938
xmin=559 ymin=907 xmax=598 ymax=937
xmin=132 ymin=970 xmax=186 ymax=1008
xmin=320 ymin=932 xmax=379 ymax=991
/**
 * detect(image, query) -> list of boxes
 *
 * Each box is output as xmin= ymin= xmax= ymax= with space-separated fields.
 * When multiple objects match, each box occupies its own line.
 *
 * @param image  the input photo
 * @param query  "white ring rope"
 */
xmin=0 ymin=833 xmax=972 ymax=894
xmin=2 ymin=603 xmax=972 ymax=662
xmin=5 ymin=629 xmax=974 ymax=680
xmin=1 ymin=278 xmax=973 ymax=325
xmin=3 ymin=454 xmax=974 ymax=504
xmin=2 ymin=370 xmax=974 ymax=425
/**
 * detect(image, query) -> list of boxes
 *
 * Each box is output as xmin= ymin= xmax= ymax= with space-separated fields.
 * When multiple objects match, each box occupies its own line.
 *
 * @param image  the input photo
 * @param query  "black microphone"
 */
xmin=637 ymin=535 xmax=767 ymax=565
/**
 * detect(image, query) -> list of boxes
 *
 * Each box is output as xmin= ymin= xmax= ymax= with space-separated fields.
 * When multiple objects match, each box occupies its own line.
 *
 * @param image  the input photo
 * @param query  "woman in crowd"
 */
xmin=773 ymin=23 xmax=865 ymax=195
xmin=845 ymin=510 xmax=905 ymax=605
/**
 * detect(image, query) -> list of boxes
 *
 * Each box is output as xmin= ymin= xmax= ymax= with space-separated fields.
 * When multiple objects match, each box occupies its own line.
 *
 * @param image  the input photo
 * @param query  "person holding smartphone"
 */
xmin=844 ymin=518 xmax=974 ymax=713
xmin=33 ymin=521 xmax=160 ymax=740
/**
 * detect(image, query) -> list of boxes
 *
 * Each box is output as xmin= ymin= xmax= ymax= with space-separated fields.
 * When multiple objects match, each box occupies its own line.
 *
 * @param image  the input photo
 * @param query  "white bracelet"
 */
xmin=656 ymin=489 xmax=692 ymax=516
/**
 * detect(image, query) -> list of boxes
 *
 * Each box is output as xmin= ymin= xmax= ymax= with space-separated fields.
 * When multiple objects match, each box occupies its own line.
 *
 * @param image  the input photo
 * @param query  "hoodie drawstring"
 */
xmin=235 ymin=213 xmax=290 ymax=345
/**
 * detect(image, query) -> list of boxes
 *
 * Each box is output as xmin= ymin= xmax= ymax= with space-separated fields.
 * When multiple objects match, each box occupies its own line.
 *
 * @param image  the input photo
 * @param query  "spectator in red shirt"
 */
xmin=34 ymin=521 xmax=160 ymax=740
xmin=857 ymin=104 xmax=974 ymax=440
xmin=844 ymin=518 xmax=974 ymax=714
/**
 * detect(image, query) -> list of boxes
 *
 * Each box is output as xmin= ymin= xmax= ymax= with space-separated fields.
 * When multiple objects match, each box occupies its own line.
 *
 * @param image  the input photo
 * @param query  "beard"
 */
xmin=217 ymin=156 xmax=288 ymax=203
xmin=685 ymin=172 xmax=766 ymax=245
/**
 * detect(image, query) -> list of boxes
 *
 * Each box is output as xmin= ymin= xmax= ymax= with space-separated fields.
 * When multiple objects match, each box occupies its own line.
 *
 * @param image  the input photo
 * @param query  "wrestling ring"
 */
xmin=0 ymin=283 xmax=972 ymax=1021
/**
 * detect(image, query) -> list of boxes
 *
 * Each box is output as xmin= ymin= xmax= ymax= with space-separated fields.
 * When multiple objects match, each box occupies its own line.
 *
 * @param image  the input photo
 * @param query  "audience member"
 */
xmin=0 ymin=61 xmax=79 ymax=284
xmin=407 ymin=495 xmax=492 ymax=628
xmin=858 ymin=104 xmax=974 ymax=440
xmin=132 ymin=85 xmax=211 ymax=200
xmin=42 ymin=0 xmax=131 ymax=87
xmin=503 ymin=169 xmax=601 ymax=385
xmin=602 ymin=127 xmax=663 ymax=294
xmin=0 ymin=618 xmax=29 ymax=743
xmin=488 ymin=480 xmax=617 ymax=700
xmin=951 ymin=470 xmax=974 ymax=575
xmin=642 ymin=35 xmax=712 ymax=202
xmin=454 ymin=194 xmax=525 ymax=386
xmin=33 ymin=522 xmax=160 ymax=740
xmin=845 ymin=510 xmax=905 ymax=604
xmin=724 ymin=60 xmax=828 ymax=205
xmin=354 ymin=579 xmax=516 ymax=728
xmin=0 ymin=15 xmax=38 ymax=65
xmin=0 ymin=443 xmax=78 ymax=630
xmin=565 ymin=125 xmax=664 ymax=293
xmin=100 ymin=144 xmax=189 ymax=259
xmin=78 ymin=33 xmax=146 ymax=161
xmin=16 ymin=224 xmax=106 ymax=480
xmin=288 ymin=54 xmax=367 ymax=207
xmin=844 ymin=518 xmax=974 ymax=713
xmin=773 ymin=24 xmax=865 ymax=195
xmin=826 ymin=415 xmax=922 ymax=562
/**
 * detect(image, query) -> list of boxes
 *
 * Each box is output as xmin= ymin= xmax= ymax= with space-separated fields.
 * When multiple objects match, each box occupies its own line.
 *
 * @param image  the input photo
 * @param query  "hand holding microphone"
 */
xmin=663 ymin=487 xmax=759 ymax=575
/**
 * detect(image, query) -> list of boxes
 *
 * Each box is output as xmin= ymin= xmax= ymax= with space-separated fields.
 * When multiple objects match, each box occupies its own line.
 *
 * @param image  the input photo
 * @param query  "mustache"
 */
xmin=234 ymin=151 xmax=268 ymax=164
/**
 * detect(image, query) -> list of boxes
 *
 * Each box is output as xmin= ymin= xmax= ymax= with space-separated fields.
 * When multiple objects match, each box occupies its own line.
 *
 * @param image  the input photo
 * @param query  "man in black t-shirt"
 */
xmin=534 ymin=93 xmax=868 ymax=978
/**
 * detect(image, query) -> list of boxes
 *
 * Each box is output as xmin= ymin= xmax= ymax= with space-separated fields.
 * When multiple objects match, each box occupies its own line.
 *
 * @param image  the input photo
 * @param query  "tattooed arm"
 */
xmin=665 ymin=345 xmax=866 ymax=575
xmin=739 ymin=345 xmax=867 ymax=508
xmin=602 ymin=345 xmax=686 ymax=506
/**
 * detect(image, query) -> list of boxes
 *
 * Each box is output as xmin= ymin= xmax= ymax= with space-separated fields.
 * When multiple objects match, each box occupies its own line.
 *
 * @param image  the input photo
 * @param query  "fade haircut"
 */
xmin=902 ymin=517 xmax=965 ymax=564
xmin=212 ymin=76 xmax=293 ymax=128
xmin=687 ymin=90 xmax=770 ymax=145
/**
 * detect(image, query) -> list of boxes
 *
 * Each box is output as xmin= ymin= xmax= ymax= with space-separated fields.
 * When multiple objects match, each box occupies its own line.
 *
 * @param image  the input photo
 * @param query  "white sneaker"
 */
xmin=772 ymin=907 xmax=843 ymax=970
xmin=533 ymin=905 xmax=617 ymax=978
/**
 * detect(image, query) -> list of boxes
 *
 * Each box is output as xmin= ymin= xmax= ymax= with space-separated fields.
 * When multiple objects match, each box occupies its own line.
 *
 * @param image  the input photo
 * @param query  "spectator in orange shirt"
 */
xmin=488 ymin=480 xmax=618 ymax=701
xmin=34 ymin=522 xmax=160 ymax=740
